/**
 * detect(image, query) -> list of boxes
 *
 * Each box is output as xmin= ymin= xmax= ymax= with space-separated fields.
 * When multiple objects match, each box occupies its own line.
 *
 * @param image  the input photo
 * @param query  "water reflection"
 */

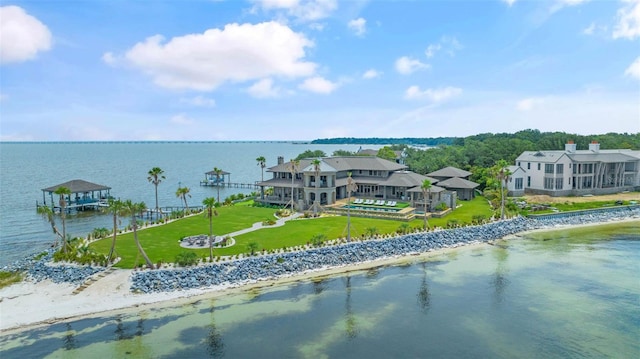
xmin=206 ymin=305 xmax=225 ymax=358
xmin=491 ymin=244 xmax=510 ymax=306
xmin=344 ymin=275 xmax=358 ymax=339
xmin=416 ymin=262 xmax=431 ymax=313
xmin=62 ymin=323 xmax=76 ymax=350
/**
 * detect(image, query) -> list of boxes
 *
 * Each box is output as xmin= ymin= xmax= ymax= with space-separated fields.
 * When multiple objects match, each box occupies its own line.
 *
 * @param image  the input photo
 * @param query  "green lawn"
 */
xmin=90 ymin=196 xmax=494 ymax=268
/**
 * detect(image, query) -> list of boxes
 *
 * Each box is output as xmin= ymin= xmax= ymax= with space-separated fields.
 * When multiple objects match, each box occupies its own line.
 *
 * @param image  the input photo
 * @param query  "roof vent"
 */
xmin=533 ymin=151 xmax=545 ymax=157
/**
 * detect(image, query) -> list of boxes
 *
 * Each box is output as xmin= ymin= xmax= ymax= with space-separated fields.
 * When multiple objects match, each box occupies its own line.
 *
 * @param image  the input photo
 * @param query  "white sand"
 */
xmin=1 ymin=219 xmax=637 ymax=335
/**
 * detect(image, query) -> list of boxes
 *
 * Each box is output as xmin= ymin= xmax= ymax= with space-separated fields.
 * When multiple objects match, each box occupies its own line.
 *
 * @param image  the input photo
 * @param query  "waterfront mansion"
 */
xmin=255 ymin=156 xmax=472 ymax=212
xmin=508 ymin=141 xmax=640 ymax=196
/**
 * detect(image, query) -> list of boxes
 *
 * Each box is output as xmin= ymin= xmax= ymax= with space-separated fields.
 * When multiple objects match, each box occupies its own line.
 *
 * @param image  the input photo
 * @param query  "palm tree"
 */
xmin=37 ymin=205 xmax=63 ymax=245
xmin=421 ymin=179 xmax=432 ymax=231
xmin=54 ymin=186 xmax=72 ymax=253
xmin=122 ymin=200 xmax=154 ymax=269
xmin=494 ymin=159 xmax=512 ymax=220
xmin=176 ymin=186 xmax=191 ymax=212
xmin=203 ymin=197 xmax=218 ymax=261
xmin=256 ymin=156 xmax=267 ymax=200
xmin=147 ymin=167 xmax=165 ymax=215
xmin=345 ymin=172 xmax=358 ymax=242
xmin=104 ymin=198 xmax=125 ymax=263
xmin=213 ymin=167 xmax=223 ymax=204
xmin=287 ymin=159 xmax=300 ymax=212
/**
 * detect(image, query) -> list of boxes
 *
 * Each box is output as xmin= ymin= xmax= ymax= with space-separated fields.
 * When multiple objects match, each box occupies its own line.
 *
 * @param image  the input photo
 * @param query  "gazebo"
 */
xmin=201 ymin=169 xmax=231 ymax=186
xmin=41 ymin=179 xmax=112 ymax=211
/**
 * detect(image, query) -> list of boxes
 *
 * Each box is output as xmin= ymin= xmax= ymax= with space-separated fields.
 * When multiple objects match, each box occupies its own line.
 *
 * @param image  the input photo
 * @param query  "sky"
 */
xmin=0 ymin=0 xmax=639 ymax=141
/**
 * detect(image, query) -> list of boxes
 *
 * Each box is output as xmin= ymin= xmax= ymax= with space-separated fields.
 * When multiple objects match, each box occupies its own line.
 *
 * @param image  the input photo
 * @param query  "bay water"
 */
xmin=0 ymin=142 xmax=370 ymax=266
xmin=1 ymin=226 xmax=638 ymax=358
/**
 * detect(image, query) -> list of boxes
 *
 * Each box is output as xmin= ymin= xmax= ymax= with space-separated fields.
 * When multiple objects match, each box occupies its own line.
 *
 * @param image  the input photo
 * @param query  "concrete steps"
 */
xmin=72 ymin=267 xmax=116 ymax=295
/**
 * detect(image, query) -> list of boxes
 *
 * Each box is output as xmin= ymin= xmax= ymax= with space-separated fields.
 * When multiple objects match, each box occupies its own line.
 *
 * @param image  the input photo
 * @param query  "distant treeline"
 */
xmin=311 ymin=137 xmax=456 ymax=146
xmin=404 ymin=129 xmax=640 ymax=175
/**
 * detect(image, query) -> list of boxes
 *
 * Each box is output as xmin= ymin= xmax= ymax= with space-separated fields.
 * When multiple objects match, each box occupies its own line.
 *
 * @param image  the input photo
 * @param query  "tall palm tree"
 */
xmin=37 ymin=205 xmax=63 ymax=245
xmin=421 ymin=179 xmax=432 ymax=231
xmin=104 ymin=198 xmax=125 ymax=263
xmin=256 ymin=156 xmax=267 ymax=200
xmin=494 ymin=159 xmax=512 ymax=220
xmin=122 ymin=200 xmax=154 ymax=269
xmin=176 ymin=186 xmax=191 ymax=212
xmin=213 ymin=167 xmax=223 ymax=204
xmin=54 ymin=186 xmax=72 ymax=253
xmin=287 ymin=159 xmax=300 ymax=212
xmin=345 ymin=172 xmax=358 ymax=242
xmin=203 ymin=197 xmax=218 ymax=261
xmin=147 ymin=167 xmax=165 ymax=215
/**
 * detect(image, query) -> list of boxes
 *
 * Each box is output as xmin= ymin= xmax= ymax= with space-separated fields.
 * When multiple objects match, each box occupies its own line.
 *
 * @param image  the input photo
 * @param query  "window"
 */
xmin=625 ymin=162 xmax=635 ymax=172
xmin=527 ymin=163 xmax=531 ymax=170
xmin=556 ymin=164 xmax=563 ymax=174
xmin=537 ymin=163 xmax=541 ymax=171
xmin=544 ymin=178 xmax=554 ymax=189
xmin=582 ymin=177 xmax=592 ymax=188
xmin=517 ymin=162 xmax=521 ymax=167
xmin=527 ymin=176 xmax=531 ymax=187
xmin=545 ymin=164 xmax=554 ymax=174
xmin=515 ymin=178 xmax=523 ymax=190
xmin=555 ymin=178 xmax=563 ymax=190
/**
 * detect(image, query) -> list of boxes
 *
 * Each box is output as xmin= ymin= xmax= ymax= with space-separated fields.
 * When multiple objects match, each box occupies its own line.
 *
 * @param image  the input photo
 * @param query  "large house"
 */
xmin=514 ymin=141 xmax=640 ymax=196
xmin=256 ymin=156 xmax=459 ymax=211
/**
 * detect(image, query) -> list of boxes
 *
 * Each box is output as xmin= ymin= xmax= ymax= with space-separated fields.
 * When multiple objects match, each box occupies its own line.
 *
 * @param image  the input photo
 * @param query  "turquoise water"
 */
xmin=0 ymin=142 xmax=371 ymax=266
xmin=2 ymin=229 xmax=638 ymax=358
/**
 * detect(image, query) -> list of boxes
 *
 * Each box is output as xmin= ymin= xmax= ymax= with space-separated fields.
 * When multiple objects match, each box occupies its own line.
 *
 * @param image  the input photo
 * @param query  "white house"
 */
xmin=506 ymin=165 xmax=526 ymax=197
xmin=515 ymin=141 xmax=640 ymax=196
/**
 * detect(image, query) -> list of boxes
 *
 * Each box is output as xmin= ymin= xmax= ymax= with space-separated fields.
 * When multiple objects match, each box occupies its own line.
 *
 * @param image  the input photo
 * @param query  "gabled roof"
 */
xmin=437 ymin=177 xmax=480 ymax=189
xmin=427 ymin=166 xmax=472 ymax=178
xmin=407 ymin=184 xmax=445 ymax=193
xmin=508 ymin=165 xmax=525 ymax=175
xmin=377 ymin=171 xmax=437 ymax=188
xmin=301 ymin=160 xmax=337 ymax=173
xmin=42 ymin=179 xmax=111 ymax=194
xmin=517 ymin=149 xmax=640 ymax=163
xmin=516 ymin=151 xmax=568 ymax=163
xmin=205 ymin=169 xmax=230 ymax=175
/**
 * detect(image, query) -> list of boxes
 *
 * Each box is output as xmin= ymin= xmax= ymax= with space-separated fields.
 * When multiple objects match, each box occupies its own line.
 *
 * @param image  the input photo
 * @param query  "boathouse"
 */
xmin=201 ymin=169 xmax=231 ymax=186
xmin=41 ymin=179 xmax=112 ymax=211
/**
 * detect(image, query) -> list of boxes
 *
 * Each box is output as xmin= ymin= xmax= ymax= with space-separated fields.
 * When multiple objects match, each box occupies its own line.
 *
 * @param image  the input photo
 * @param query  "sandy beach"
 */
xmin=1 ymin=218 xmax=638 ymax=335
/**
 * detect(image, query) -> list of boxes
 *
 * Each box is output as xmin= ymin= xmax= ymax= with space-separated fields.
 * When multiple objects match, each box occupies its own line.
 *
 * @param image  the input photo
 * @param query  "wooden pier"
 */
xmin=199 ymin=181 xmax=260 ymax=189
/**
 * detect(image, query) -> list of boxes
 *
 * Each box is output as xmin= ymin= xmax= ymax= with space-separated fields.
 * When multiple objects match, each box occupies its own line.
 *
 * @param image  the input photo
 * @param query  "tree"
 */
xmin=176 ymin=186 xmax=191 ymax=212
xmin=147 ymin=167 xmax=165 ymax=215
xmin=256 ymin=156 xmax=267 ymax=200
xmin=54 ymin=186 xmax=72 ymax=253
xmin=345 ymin=172 xmax=358 ymax=242
xmin=213 ymin=167 xmax=223 ymax=204
xmin=493 ymin=159 xmax=512 ymax=220
xmin=247 ymin=242 xmax=259 ymax=255
xmin=421 ymin=179 xmax=432 ymax=230
xmin=295 ymin=149 xmax=326 ymax=160
xmin=104 ymin=198 xmax=125 ymax=263
xmin=287 ymin=159 xmax=300 ymax=212
xmin=377 ymin=146 xmax=397 ymax=162
xmin=37 ymin=205 xmax=63 ymax=245
xmin=122 ymin=200 xmax=154 ymax=269
xmin=203 ymin=197 xmax=218 ymax=261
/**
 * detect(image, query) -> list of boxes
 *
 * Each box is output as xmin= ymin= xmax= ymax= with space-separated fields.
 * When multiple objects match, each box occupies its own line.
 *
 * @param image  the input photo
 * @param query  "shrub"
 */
xmin=310 ymin=233 xmax=327 ymax=247
xmin=435 ymin=202 xmax=448 ymax=211
xmin=262 ymin=218 xmax=276 ymax=226
xmin=175 ymin=251 xmax=198 ymax=267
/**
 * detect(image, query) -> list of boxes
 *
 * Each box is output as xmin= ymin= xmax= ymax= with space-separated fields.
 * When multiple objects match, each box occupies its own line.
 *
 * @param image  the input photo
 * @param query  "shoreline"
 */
xmin=1 ymin=217 xmax=638 ymax=335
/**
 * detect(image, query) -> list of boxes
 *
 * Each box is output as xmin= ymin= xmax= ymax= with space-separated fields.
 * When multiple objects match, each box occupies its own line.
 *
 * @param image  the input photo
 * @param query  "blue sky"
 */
xmin=1 ymin=0 xmax=638 ymax=141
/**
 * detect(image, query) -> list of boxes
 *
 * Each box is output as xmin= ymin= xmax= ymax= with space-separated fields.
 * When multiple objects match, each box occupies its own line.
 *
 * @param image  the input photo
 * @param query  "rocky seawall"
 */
xmin=3 ymin=206 xmax=637 ymax=290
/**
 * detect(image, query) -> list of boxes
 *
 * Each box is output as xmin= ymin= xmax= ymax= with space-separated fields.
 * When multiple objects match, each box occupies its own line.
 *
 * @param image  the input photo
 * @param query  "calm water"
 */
xmin=0 ymin=142 xmax=373 ymax=266
xmin=1 ymin=229 xmax=638 ymax=358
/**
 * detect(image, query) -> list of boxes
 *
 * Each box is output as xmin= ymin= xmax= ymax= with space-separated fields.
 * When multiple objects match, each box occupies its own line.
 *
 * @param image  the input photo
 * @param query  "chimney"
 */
xmin=277 ymin=156 xmax=284 ymax=165
xmin=589 ymin=141 xmax=600 ymax=153
xmin=565 ymin=140 xmax=576 ymax=153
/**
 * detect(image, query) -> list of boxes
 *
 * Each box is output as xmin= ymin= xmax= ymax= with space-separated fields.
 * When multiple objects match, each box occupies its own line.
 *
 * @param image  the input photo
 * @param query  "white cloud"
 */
xmin=102 ymin=52 xmax=117 ymax=65
xmin=299 ymin=76 xmax=338 ymax=94
xmin=120 ymin=22 xmax=316 ymax=91
xmin=613 ymin=0 xmax=640 ymax=40
xmin=550 ymin=0 xmax=590 ymax=13
xmin=583 ymin=22 xmax=596 ymax=35
xmin=395 ymin=56 xmax=430 ymax=75
xmin=362 ymin=69 xmax=381 ymax=79
xmin=516 ymin=97 xmax=544 ymax=111
xmin=251 ymin=0 xmax=337 ymax=22
xmin=348 ymin=17 xmax=366 ymax=36
xmin=502 ymin=0 xmax=517 ymax=6
xmin=0 ymin=5 xmax=52 ymax=64
xmin=309 ymin=22 xmax=325 ymax=31
xmin=625 ymin=56 xmax=640 ymax=79
xmin=405 ymin=86 xmax=462 ymax=102
xmin=248 ymin=78 xmax=282 ymax=98
xmin=425 ymin=44 xmax=441 ymax=58
xmin=180 ymin=95 xmax=216 ymax=107
xmin=170 ymin=113 xmax=195 ymax=125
